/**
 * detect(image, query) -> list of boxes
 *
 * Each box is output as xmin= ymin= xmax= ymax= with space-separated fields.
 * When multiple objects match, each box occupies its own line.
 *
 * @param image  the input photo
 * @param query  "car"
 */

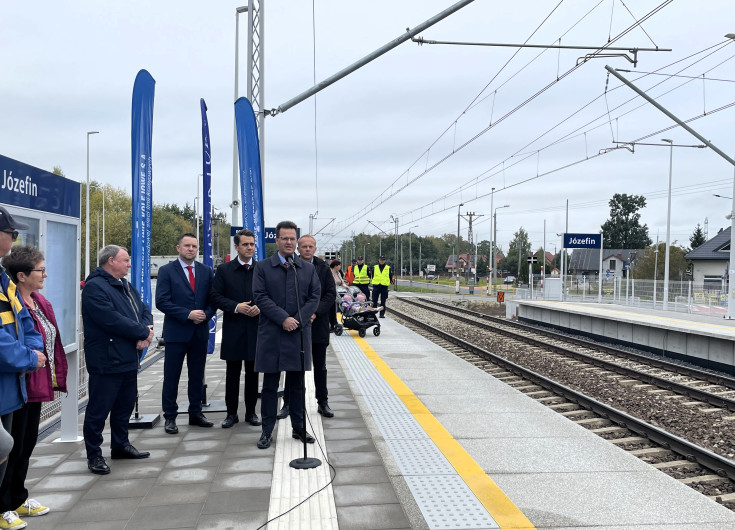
xmin=426 ymin=274 xmax=437 ymax=280
xmin=504 ymin=276 xmax=516 ymax=284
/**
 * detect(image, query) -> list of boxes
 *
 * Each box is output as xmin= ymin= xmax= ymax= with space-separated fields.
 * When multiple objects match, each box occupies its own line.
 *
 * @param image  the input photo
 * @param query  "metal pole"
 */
xmin=487 ymin=188 xmax=495 ymax=296
xmin=101 ymin=187 xmax=105 ymax=249
xmin=653 ymin=234 xmax=659 ymax=308
xmin=274 ymin=0 xmax=475 ymax=115
xmin=662 ymin=138 xmax=673 ymax=311
xmin=85 ymin=131 xmax=98 ymax=280
xmin=409 ymin=229 xmax=413 ymax=285
xmin=457 ymin=203 xmax=463 ymax=280
xmin=729 ymin=160 xmax=735 ymax=319
xmin=598 ymin=231 xmax=603 ymax=303
xmin=232 ymin=6 xmax=247 ymax=260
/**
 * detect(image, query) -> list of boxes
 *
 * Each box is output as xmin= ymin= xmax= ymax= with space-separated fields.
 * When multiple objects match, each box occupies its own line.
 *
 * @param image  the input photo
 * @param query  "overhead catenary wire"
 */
xmin=327 ymin=1 xmax=674 ymax=240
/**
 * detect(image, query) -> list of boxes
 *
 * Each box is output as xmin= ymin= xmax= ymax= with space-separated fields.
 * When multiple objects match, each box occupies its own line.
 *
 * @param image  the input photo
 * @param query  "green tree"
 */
xmin=689 ymin=223 xmax=706 ymax=250
xmin=601 ymin=193 xmax=652 ymax=248
xmin=501 ymin=227 xmax=531 ymax=282
xmin=632 ymin=242 xmax=690 ymax=280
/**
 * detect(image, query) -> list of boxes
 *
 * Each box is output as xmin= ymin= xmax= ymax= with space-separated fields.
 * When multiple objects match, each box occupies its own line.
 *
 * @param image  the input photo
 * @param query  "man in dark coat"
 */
xmin=82 ymin=245 xmax=153 ymax=475
xmin=278 ymin=235 xmax=336 ymax=420
xmin=252 ymin=221 xmax=320 ymax=449
xmin=156 ymin=233 xmax=215 ymax=435
xmin=209 ymin=229 xmax=261 ymax=428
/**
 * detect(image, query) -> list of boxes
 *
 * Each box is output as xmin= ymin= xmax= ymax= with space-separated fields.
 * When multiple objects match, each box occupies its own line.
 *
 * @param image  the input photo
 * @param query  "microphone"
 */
xmin=286 ymin=255 xmax=295 ymax=266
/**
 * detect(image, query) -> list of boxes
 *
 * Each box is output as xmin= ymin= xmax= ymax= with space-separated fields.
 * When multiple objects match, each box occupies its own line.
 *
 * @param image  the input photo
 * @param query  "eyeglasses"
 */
xmin=3 ymin=230 xmax=19 ymax=241
xmin=31 ymin=268 xmax=46 ymax=274
xmin=278 ymin=237 xmax=297 ymax=242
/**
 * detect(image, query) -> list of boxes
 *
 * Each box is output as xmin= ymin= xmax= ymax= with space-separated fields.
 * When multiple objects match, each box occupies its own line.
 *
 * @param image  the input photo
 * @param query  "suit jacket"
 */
xmin=209 ymin=258 xmax=258 ymax=361
xmin=253 ymin=253 xmax=320 ymax=373
xmin=155 ymin=259 xmax=214 ymax=343
xmin=311 ymin=256 xmax=336 ymax=345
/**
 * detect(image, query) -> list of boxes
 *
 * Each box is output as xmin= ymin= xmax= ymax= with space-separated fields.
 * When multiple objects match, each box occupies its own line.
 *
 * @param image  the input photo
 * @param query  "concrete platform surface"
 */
xmin=16 ymin=314 xmax=735 ymax=529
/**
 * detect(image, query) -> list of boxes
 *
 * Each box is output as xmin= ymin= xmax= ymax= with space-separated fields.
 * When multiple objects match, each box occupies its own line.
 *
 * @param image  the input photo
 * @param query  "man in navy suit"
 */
xmin=252 ymin=221 xmax=320 ymax=449
xmin=156 ymin=233 xmax=215 ymax=434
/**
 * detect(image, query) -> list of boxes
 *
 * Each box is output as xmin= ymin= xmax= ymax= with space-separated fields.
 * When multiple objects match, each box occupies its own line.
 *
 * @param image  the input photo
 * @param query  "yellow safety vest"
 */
xmin=353 ymin=264 xmax=370 ymax=284
xmin=372 ymin=265 xmax=390 ymax=286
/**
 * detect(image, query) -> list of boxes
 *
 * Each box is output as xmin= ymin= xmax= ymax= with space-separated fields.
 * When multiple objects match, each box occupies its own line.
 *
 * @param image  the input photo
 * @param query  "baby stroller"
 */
xmin=334 ymin=290 xmax=381 ymax=338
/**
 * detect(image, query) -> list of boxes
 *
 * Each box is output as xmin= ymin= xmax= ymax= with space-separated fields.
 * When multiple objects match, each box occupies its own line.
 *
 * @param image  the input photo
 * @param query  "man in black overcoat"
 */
xmin=209 ymin=229 xmax=261 ymax=428
xmin=278 ymin=234 xmax=336 ymax=419
xmin=252 ymin=221 xmax=320 ymax=449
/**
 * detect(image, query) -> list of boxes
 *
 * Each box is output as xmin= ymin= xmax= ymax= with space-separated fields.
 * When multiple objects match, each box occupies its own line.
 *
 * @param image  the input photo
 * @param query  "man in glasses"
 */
xmin=0 ymin=206 xmax=45 ymax=489
xmin=252 ymin=221 xmax=320 ymax=449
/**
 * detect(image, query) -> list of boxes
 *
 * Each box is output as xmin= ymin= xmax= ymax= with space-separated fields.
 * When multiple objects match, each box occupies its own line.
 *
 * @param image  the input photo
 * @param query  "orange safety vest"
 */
xmin=345 ymin=265 xmax=355 ymax=285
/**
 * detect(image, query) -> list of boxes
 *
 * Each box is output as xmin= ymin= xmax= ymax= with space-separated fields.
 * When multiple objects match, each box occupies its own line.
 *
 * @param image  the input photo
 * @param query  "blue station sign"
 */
xmin=564 ymin=233 xmax=601 ymax=249
xmin=0 ymin=155 xmax=81 ymax=218
xmin=230 ymin=226 xmax=301 ymax=241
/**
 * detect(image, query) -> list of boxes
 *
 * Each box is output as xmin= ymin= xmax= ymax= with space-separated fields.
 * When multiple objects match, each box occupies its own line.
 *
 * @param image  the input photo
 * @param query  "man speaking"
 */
xmin=252 ymin=221 xmax=320 ymax=449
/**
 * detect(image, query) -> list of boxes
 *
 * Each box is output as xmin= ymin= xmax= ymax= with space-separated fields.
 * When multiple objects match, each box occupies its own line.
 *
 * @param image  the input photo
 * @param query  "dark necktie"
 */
xmin=186 ymin=265 xmax=195 ymax=291
xmin=283 ymin=262 xmax=289 ymax=270
xmin=243 ymin=264 xmax=250 ymax=271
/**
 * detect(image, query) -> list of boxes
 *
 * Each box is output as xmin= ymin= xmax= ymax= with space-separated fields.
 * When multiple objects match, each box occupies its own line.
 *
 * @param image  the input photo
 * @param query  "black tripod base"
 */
xmin=128 ymin=413 xmax=161 ymax=430
xmin=289 ymin=457 xmax=322 ymax=469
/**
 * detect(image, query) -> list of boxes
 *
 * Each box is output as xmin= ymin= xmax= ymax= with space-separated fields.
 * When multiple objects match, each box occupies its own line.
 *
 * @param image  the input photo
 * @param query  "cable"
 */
xmin=312 ymin=0 xmax=320 ymax=216
xmin=327 ymin=1 xmax=674 ymax=240
xmin=256 ymin=405 xmax=337 ymax=530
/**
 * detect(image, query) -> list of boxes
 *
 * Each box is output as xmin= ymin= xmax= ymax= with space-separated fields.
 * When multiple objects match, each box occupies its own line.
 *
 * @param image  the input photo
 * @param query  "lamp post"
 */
xmin=661 ymin=138 xmax=673 ymax=310
xmin=363 ymin=242 xmax=370 ymax=263
xmin=231 ymin=6 xmax=248 ymax=260
xmin=493 ymin=205 xmax=510 ymax=290
xmin=85 ymin=131 xmax=99 ymax=280
xmin=653 ymin=233 xmax=659 ymax=308
xmin=489 ymin=188 xmax=494 ymax=293
xmin=89 ymin=184 xmax=106 ymax=249
xmin=409 ymin=225 xmax=418 ymax=284
xmin=456 ymin=203 xmax=463 ymax=280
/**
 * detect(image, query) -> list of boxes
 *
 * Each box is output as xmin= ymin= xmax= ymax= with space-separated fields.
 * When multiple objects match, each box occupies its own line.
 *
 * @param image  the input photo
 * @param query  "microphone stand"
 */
xmin=288 ymin=256 xmax=321 ymax=470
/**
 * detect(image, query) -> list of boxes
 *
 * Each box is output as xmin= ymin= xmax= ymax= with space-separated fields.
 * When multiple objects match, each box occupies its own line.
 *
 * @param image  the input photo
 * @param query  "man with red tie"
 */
xmin=156 ymin=233 xmax=215 ymax=435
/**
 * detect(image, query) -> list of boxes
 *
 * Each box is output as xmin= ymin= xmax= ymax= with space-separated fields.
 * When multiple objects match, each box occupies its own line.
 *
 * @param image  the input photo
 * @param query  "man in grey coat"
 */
xmin=252 ymin=221 xmax=320 ymax=449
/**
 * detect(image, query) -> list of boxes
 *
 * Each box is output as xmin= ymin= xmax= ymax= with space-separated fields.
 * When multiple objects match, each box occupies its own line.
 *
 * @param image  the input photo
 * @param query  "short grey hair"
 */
xmin=99 ymin=245 xmax=125 ymax=266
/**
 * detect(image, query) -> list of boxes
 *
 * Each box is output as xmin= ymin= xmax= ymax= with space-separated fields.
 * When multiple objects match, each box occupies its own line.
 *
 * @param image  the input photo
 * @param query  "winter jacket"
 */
xmin=81 ymin=267 xmax=153 ymax=374
xmin=0 ymin=268 xmax=43 ymax=415
xmin=25 ymin=291 xmax=68 ymax=402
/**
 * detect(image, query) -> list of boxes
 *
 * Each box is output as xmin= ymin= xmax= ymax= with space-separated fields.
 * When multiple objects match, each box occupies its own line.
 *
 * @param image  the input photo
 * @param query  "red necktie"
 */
xmin=244 ymin=264 xmax=250 ymax=271
xmin=186 ymin=265 xmax=195 ymax=291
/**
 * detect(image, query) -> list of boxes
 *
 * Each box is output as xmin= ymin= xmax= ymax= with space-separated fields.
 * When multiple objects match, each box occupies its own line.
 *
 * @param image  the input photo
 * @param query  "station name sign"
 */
xmin=564 ymin=233 xmax=601 ymax=249
xmin=231 ymin=226 xmax=301 ymax=241
xmin=0 ymin=155 xmax=80 ymax=218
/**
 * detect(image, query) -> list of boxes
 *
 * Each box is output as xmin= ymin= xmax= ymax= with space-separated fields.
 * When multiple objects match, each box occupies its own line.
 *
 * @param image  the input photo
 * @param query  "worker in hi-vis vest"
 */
xmin=371 ymin=255 xmax=393 ymax=318
xmin=352 ymin=256 xmax=370 ymax=300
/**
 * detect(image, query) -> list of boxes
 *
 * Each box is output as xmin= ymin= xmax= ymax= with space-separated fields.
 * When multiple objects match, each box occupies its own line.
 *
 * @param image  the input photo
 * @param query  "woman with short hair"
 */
xmin=0 ymin=245 xmax=67 ymax=526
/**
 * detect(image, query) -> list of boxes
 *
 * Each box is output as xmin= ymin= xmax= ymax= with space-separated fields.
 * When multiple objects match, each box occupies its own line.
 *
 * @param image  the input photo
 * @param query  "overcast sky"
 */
xmin=2 ymin=1 xmax=734 ymax=255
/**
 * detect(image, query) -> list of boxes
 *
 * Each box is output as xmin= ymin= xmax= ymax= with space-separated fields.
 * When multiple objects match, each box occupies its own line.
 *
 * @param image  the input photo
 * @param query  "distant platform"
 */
xmin=514 ymin=300 xmax=735 ymax=374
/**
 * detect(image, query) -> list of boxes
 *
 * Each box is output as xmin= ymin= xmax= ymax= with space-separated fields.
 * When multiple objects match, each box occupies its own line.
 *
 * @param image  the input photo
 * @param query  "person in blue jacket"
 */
xmin=82 ymin=245 xmax=154 ymax=475
xmin=0 ymin=207 xmax=44 ymax=491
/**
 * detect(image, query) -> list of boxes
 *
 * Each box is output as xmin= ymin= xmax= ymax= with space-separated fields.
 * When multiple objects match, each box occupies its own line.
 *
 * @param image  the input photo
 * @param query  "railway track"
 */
xmin=408 ymin=297 xmax=735 ymax=411
xmin=389 ymin=299 xmax=735 ymax=507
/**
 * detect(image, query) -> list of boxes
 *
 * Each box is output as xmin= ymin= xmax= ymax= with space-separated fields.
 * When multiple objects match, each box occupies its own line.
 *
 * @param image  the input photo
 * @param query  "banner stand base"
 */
xmin=129 ymin=413 xmax=161 ymax=430
xmin=202 ymin=400 xmax=228 ymax=413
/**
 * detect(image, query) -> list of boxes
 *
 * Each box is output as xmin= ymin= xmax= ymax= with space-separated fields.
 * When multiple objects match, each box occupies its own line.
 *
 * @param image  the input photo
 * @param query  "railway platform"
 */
xmin=514 ymin=300 xmax=735 ymax=374
xmin=20 ymin=316 xmax=735 ymax=529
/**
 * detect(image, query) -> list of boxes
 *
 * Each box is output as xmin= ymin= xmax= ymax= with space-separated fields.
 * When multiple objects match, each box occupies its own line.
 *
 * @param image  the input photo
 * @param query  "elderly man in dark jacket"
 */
xmin=209 ymin=229 xmax=261 ymax=428
xmin=82 ymin=245 xmax=154 ymax=475
xmin=253 ymin=221 xmax=320 ymax=449
xmin=278 ymin=235 xmax=336 ymax=420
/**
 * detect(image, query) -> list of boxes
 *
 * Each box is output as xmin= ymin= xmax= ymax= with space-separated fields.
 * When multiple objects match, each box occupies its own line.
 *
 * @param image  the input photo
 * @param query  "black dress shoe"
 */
xmin=292 ymin=429 xmax=315 ymax=444
xmin=257 ymin=432 xmax=272 ymax=449
xmin=221 ymin=414 xmax=239 ymax=429
xmin=111 ymin=444 xmax=150 ymax=459
xmin=164 ymin=418 xmax=178 ymax=434
xmin=189 ymin=414 xmax=214 ymax=428
xmin=244 ymin=412 xmax=262 ymax=426
xmin=276 ymin=404 xmax=289 ymax=420
xmin=379 ymin=314 xmax=385 ymax=318
xmin=88 ymin=456 xmax=111 ymax=475
xmin=317 ymin=402 xmax=334 ymax=418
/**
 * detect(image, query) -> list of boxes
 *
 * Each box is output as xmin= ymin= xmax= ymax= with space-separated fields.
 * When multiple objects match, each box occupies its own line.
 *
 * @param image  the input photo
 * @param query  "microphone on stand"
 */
xmin=286 ymin=255 xmax=295 ymax=266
